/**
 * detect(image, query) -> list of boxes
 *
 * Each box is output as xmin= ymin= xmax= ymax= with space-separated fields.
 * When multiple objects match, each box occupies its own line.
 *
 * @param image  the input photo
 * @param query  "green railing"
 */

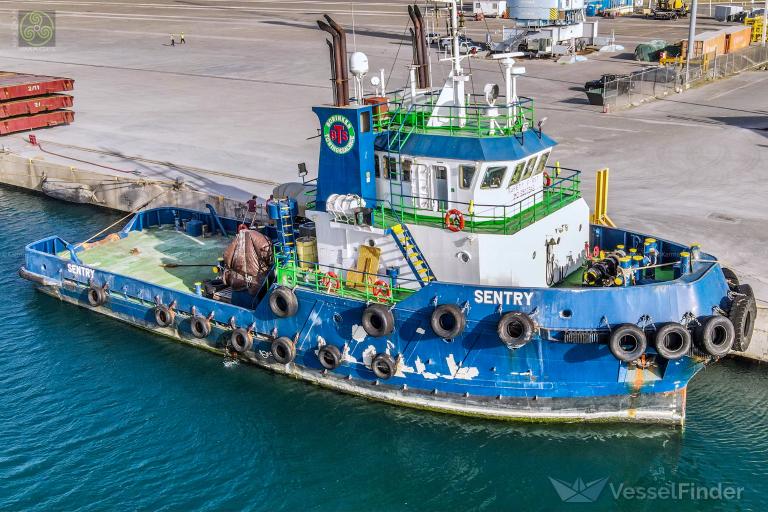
xmin=275 ymin=258 xmax=418 ymax=305
xmin=369 ymin=168 xmax=581 ymax=235
xmin=369 ymin=92 xmax=536 ymax=139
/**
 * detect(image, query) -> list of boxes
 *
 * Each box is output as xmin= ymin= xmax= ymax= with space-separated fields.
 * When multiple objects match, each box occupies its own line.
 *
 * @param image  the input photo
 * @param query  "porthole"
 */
xmin=560 ymin=309 xmax=573 ymax=319
xmin=457 ymin=251 xmax=471 ymax=263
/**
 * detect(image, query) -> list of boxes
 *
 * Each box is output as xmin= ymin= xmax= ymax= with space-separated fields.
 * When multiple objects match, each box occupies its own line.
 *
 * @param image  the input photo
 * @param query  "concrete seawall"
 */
xmin=1 ymin=149 xmax=766 ymax=363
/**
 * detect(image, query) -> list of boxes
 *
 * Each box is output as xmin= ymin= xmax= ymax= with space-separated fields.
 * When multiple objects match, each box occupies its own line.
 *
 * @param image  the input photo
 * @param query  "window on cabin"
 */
xmin=522 ymin=157 xmax=538 ymax=180
xmin=434 ymin=165 xmax=447 ymax=180
xmin=385 ymin=157 xmax=398 ymax=180
xmin=460 ymin=165 xmax=476 ymax=189
xmin=402 ymin=159 xmax=412 ymax=182
xmin=374 ymin=155 xmax=381 ymax=178
xmin=535 ymin=152 xmax=550 ymax=175
xmin=360 ymin=111 xmax=371 ymax=133
xmin=480 ymin=166 xmax=506 ymax=189
xmin=508 ymin=161 xmax=525 ymax=188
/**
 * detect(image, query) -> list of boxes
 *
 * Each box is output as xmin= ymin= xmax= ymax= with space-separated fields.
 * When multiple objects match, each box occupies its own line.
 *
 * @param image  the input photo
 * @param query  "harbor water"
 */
xmin=1 ymin=186 xmax=766 ymax=511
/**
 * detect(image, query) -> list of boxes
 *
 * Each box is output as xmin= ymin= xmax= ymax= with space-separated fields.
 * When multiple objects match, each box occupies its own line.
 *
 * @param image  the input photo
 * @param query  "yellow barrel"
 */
xmin=296 ymin=237 xmax=318 ymax=270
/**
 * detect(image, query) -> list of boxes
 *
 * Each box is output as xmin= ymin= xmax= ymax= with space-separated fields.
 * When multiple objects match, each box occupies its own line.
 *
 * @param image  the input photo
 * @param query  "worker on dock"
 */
xmin=180 ymin=32 xmax=186 ymax=44
xmin=170 ymin=34 xmax=175 ymax=47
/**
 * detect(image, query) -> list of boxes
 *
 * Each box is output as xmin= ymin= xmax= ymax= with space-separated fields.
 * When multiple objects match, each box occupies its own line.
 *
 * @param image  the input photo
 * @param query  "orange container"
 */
xmin=720 ymin=25 xmax=752 ymax=53
xmin=682 ymin=30 xmax=726 ymax=58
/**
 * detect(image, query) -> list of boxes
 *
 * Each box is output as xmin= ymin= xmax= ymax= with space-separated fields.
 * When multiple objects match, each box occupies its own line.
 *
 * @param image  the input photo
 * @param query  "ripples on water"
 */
xmin=0 ymin=188 xmax=766 ymax=511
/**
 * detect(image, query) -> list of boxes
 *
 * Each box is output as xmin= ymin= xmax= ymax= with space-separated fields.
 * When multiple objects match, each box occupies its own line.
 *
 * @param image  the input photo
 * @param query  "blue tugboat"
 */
xmin=19 ymin=2 xmax=757 ymax=425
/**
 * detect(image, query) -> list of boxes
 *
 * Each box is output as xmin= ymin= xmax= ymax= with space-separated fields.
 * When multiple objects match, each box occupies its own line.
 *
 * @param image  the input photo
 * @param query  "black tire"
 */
xmin=737 ymin=283 xmax=754 ymax=299
xmin=730 ymin=294 xmax=757 ymax=352
xmin=362 ymin=304 xmax=394 ymax=337
xmin=722 ymin=267 xmax=739 ymax=290
xmin=269 ymin=286 xmax=298 ymax=318
xmin=190 ymin=316 xmax=211 ymax=339
xmin=497 ymin=312 xmax=535 ymax=349
xmin=230 ymin=327 xmax=253 ymax=353
xmin=87 ymin=286 xmax=106 ymax=307
xmin=609 ymin=324 xmax=647 ymax=362
xmin=430 ymin=304 xmax=466 ymax=339
xmin=654 ymin=323 xmax=691 ymax=360
xmin=695 ymin=315 xmax=735 ymax=357
xmin=154 ymin=305 xmax=175 ymax=327
xmin=371 ymin=353 xmax=397 ymax=380
xmin=271 ymin=337 xmax=296 ymax=364
xmin=318 ymin=344 xmax=342 ymax=370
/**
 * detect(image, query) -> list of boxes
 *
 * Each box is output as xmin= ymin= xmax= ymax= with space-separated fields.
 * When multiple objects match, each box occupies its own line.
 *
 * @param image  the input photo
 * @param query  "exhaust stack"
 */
xmin=317 ymin=16 xmax=350 ymax=106
xmin=408 ymin=5 xmax=429 ymax=89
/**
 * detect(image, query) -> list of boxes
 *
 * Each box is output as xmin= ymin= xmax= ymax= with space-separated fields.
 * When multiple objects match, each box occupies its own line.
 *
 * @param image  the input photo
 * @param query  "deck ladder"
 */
xmin=387 ymin=223 xmax=435 ymax=287
xmin=275 ymin=199 xmax=296 ymax=263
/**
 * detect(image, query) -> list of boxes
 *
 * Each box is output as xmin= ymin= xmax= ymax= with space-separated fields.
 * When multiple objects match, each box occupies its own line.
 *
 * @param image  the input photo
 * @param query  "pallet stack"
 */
xmin=0 ymin=72 xmax=74 ymax=136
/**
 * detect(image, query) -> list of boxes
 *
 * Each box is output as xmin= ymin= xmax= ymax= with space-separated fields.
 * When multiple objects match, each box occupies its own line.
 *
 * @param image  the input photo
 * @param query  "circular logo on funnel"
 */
xmin=323 ymin=115 xmax=355 ymax=155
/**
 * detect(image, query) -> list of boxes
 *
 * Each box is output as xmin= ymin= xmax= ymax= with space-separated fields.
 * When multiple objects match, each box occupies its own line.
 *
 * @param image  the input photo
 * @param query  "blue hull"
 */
xmin=20 ymin=207 xmax=730 ymax=425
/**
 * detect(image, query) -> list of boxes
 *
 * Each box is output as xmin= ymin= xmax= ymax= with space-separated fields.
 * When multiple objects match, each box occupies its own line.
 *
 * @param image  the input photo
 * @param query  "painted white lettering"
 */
xmin=523 ymin=291 xmax=534 ymax=306
xmin=474 ymin=290 xmax=484 ymax=303
xmin=483 ymin=291 xmax=493 ymax=304
xmin=512 ymin=292 xmax=523 ymax=306
xmin=493 ymin=291 xmax=503 ymax=305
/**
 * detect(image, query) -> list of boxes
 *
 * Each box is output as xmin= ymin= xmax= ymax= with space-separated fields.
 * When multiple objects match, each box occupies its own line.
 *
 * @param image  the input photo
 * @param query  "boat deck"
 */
xmin=62 ymin=227 xmax=229 ymax=293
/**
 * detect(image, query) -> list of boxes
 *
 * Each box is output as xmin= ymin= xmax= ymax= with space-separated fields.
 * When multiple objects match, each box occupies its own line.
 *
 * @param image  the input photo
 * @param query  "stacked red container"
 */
xmin=0 ymin=72 xmax=74 ymax=135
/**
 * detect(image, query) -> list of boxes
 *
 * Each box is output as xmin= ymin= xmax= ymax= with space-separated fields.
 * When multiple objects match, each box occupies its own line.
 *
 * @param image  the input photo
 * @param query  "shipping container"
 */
xmin=0 ymin=110 xmax=74 ymax=135
xmin=714 ymin=5 xmax=743 ymax=22
xmin=0 ymin=72 xmax=74 ymax=101
xmin=0 ymin=94 xmax=73 ymax=119
xmin=681 ymin=30 xmax=726 ymax=58
xmin=718 ymin=25 xmax=752 ymax=52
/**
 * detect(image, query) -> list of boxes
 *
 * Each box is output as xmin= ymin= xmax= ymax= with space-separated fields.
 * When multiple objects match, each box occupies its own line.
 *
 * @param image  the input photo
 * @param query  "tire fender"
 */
xmin=609 ymin=324 xmax=647 ymax=362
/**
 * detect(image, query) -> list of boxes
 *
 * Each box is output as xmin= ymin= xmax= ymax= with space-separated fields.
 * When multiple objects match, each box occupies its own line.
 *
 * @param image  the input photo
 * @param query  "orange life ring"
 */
xmin=372 ymin=279 xmax=391 ymax=302
xmin=445 ymin=209 xmax=465 ymax=232
xmin=543 ymin=172 xmax=552 ymax=187
xmin=593 ymin=246 xmax=600 ymax=259
xmin=321 ymin=271 xmax=340 ymax=292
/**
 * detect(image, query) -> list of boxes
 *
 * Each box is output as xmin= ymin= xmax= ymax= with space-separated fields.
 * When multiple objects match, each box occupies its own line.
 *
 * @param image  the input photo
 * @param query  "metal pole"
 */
xmin=762 ymin=0 xmax=767 ymax=46
xmin=684 ymin=0 xmax=698 ymax=86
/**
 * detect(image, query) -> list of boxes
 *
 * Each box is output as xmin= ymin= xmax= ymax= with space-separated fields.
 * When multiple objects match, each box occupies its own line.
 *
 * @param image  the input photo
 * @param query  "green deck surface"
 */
xmin=63 ymin=227 xmax=229 ymax=292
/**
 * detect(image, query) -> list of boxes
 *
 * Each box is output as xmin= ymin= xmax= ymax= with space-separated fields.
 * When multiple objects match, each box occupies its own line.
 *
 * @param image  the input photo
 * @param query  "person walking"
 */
xmin=180 ymin=32 xmax=186 ymax=44
xmin=170 ymin=34 xmax=175 ymax=46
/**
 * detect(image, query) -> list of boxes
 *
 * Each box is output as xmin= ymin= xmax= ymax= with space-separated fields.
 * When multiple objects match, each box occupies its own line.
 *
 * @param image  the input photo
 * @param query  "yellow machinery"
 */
xmin=590 ymin=169 xmax=615 ymax=227
xmin=745 ymin=17 xmax=764 ymax=43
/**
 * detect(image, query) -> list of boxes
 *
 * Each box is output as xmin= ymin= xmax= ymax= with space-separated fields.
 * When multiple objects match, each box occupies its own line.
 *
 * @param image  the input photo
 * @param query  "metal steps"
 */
xmin=387 ymin=223 xmax=435 ymax=287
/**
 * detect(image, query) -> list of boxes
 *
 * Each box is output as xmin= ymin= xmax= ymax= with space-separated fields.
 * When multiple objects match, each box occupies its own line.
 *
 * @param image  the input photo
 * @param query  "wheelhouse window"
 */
xmin=402 ymin=159 xmax=412 ymax=182
xmin=535 ymin=152 xmax=550 ymax=175
xmin=522 ymin=157 xmax=538 ymax=181
xmin=459 ymin=165 xmax=476 ymax=189
xmin=385 ymin=157 xmax=398 ymax=180
xmin=480 ymin=166 xmax=506 ymax=189
xmin=508 ymin=161 xmax=525 ymax=188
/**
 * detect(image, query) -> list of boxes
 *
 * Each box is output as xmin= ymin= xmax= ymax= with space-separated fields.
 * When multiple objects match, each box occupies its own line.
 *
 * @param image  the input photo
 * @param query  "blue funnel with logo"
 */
xmin=312 ymin=104 xmax=377 ymax=212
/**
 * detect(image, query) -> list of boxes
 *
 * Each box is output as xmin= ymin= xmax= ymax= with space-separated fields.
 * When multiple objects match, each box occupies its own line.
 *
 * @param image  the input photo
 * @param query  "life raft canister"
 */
xmin=609 ymin=324 xmax=647 ymax=362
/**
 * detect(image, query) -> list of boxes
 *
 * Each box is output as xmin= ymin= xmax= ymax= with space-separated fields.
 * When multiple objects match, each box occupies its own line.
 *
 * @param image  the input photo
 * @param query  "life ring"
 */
xmin=371 ymin=353 xmax=397 ymax=380
xmin=592 ymin=245 xmax=600 ymax=259
xmin=653 ymin=323 xmax=691 ymax=360
xmin=430 ymin=304 xmax=466 ymax=339
xmin=444 ymin=209 xmax=465 ymax=232
xmin=543 ymin=172 xmax=552 ymax=187
xmin=372 ymin=279 xmax=391 ymax=302
xmin=271 ymin=337 xmax=296 ymax=364
xmin=497 ymin=312 xmax=535 ymax=349
xmin=695 ymin=315 xmax=735 ymax=357
xmin=730 ymin=286 xmax=757 ymax=352
xmin=362 ymin=303 xmax=395 ymax=337
xmin=154 ymin=304 xmax=175 ymax=327
xmin=87 ymin=285 xmax=107 ymax=307
xmin=269 ymin=286 xmax=298 ymax=318
xmin=321 ymin=271 xmax=341 ymax=292
xmin=609 ymin=324 xmax=647 ymax=362
xmin=190 ymin=315 xmax=211 ymax=339
xmin=229 ymin=327 xmax=253 ymax=353
xmin=317 ymin=344 xmax=342 ymax=370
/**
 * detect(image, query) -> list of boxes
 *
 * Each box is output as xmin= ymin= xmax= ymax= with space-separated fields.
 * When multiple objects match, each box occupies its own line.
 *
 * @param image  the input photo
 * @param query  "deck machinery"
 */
xmin=19 ymin=1 xmax=757 ymax=425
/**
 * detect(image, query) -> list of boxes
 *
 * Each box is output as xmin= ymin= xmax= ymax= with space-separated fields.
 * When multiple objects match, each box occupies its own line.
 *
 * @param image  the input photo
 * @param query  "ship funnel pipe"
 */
xmin=407 ymin=5 xmax=426 ymax=88
xmin=414 ymin=5 xmax=430 ymax=88
xmin=325 ymin=38 xmax=339 ymax=106
xmin=324 ymin=15 xmax=350 ymax=105
xmin=317 ymin=20 xmax=345 ymax=106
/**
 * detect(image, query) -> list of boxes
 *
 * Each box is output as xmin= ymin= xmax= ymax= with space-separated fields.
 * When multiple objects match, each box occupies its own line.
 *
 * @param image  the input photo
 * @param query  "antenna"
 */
xmin=351 ymin=2 xmax=357 ymax=51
